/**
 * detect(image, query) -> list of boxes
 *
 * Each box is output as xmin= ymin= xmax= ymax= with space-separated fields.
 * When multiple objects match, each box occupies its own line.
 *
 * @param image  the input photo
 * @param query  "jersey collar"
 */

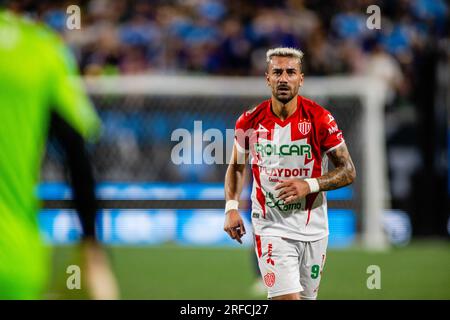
xmin=267 ymin=95 xmax=303 ymax=127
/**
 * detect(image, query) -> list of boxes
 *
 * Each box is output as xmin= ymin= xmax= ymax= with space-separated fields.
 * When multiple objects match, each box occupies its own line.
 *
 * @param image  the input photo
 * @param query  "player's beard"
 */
xmin=275 ymin=86 xmax=295 ymax=104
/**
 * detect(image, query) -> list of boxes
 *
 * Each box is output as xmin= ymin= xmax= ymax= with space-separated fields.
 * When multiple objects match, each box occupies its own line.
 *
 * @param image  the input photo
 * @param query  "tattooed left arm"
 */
xmin=317 ymin=143 xmax=356 ymax=191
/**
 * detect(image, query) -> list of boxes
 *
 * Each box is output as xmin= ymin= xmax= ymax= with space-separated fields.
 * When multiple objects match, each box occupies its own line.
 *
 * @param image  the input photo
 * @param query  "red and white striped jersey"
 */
xmin=234 ymin=95 xmax=345 ymax=241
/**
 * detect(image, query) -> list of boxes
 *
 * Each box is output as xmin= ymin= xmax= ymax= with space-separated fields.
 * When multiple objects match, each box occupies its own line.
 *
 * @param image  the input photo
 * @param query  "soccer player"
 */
xmin=0 ymin=9 xmax=118 ymax=299
xmin=224 ymin=47 xmax=356 ymax=300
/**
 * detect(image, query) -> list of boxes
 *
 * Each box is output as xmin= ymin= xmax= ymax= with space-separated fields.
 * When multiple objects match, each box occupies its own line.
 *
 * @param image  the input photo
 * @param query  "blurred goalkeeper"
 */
xmin=0 ymin=9 xmax=118 ymax=299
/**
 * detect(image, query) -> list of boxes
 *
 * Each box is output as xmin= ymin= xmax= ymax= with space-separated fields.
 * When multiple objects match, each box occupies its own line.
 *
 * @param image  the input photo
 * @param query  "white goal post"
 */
xmin=85 ymin=75 xmax=390 ymax=250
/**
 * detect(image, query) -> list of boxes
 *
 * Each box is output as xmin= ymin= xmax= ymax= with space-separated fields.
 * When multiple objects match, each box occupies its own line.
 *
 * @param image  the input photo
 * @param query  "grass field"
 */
xmin=45 ymin=240 xmax=450 ymax=300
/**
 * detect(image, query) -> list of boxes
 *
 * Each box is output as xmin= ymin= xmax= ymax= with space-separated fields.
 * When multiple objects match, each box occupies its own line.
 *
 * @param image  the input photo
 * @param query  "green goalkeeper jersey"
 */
xmin=0 ymin=10 xmax=100 ymax=298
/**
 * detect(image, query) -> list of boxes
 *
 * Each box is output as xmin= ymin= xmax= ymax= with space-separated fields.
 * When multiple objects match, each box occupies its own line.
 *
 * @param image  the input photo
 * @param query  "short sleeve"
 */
xmin=47 ymin=34 xmax=101 ymax=141
xmin=319 ymin=110 xmax=345 ymax=153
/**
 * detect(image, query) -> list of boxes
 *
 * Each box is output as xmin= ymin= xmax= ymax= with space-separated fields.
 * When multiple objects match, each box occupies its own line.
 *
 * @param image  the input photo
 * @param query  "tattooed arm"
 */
xmin=276 ymin=143 xmax=356 ymax=204
xmin=317 ymin=143 xmax=356 ymax=191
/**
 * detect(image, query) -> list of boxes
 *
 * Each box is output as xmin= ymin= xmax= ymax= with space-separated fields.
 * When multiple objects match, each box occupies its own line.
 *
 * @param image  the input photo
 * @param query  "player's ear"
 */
xmin=265 ymin=72 xmax=270 ymax=86
xmin=299 ymin=72 xmax=305 ymax=86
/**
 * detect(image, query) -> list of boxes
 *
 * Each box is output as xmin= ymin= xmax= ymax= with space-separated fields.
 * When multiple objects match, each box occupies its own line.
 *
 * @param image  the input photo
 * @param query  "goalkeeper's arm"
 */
xmin=49 ymin=112 xmax=97 ymax=239
xmin=49 ymin=112 xmax=119 ymax=299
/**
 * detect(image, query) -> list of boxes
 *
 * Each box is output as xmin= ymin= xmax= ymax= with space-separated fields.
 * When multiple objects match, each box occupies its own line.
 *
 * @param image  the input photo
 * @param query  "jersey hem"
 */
xmin=251 ymin=229 xmax=330 ymax=242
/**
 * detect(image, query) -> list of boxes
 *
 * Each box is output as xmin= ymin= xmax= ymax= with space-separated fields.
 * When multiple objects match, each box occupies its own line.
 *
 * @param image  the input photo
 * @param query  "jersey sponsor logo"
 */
xmin=298 ymin=120 xmax=312 ymax=135
xmin=260 ymin=166 xmax=311 ymax=178
xmin=254 ymin=143 xmax=312 ymax=159
xmin=264 ymin=272 xmax=276 ymax=287
xmin=265 ymin=191 xmax=303 ymax=212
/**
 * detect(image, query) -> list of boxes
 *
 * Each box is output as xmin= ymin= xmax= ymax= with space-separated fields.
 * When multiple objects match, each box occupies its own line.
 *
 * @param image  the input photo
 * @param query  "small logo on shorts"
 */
xmin=264 ymin=272 xmax=276 ymax=287
xmin=266 ymin=243 xmax=275 ymax=266
xmin=252 ymin=212 xmax=260 ymax=219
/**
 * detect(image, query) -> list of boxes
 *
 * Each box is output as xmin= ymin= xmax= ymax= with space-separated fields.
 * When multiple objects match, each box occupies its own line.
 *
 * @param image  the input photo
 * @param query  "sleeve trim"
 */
xmin=325 ymin=140 xmax=345 ymax=154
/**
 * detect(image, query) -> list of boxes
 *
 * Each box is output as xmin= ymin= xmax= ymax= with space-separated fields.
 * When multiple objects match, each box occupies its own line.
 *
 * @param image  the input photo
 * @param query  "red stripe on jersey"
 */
xmin=255 ymin=235 xmax=262 ymax=258
xmin=305 ymin=192 xmax=319 ymax=226
xmin=252 ymin=164 xmax=266 ymax=218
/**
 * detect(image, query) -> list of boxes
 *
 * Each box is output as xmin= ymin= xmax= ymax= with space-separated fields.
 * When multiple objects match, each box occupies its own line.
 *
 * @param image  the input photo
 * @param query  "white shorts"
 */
xmin=254 ymin=234 xmax=328 ymax=300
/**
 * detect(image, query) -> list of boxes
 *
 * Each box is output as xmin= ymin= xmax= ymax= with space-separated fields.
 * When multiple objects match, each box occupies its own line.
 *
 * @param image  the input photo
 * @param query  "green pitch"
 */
xmin=45 ymin=240 xmax=450 ymax=300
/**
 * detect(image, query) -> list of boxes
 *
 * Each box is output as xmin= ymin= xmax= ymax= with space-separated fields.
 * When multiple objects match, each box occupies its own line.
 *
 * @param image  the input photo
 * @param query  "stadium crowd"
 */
xmin=10 ymin=0 xmax=448 ymax=79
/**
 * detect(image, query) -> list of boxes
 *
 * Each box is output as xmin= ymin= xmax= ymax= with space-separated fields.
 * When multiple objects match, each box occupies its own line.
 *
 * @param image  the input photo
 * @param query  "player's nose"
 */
xmin=278 ymin=71 xmax=289 ymax=83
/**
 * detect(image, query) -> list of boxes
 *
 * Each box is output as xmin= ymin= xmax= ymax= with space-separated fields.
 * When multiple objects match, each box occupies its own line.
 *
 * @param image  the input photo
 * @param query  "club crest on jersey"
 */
xmin=264 ymin=272 xmax=276 ymax=287
xmin=298 ymin=120 xmax=311 ymax=135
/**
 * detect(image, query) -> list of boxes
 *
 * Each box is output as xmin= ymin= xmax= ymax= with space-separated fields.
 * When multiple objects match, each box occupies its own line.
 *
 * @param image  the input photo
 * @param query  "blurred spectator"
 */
xmin=304 ymin=24 xmax=344 ymax=75
xmin=363 ymin=42 xmax=404 ymax=103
